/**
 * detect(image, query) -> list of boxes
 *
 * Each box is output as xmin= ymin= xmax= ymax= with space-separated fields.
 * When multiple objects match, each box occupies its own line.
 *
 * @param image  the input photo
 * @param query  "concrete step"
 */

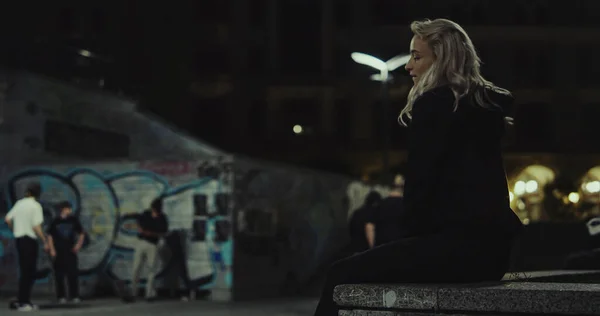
xmin=502 ymin=270 xmax=600 ymax=283
xmin=334 ymin=270 xmax=600 ymax=315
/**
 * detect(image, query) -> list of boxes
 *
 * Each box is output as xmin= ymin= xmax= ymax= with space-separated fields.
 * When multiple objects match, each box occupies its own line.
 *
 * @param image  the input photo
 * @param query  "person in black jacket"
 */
xmin=367 ymin=176 xmax=406 ymax=248
xmin=313 ymin=18 xmax=523 ymax=316
xmin=348 ymin=191 xmax=382 ymax=253
xmin=47 ymin=201 xmax=85 ymax=304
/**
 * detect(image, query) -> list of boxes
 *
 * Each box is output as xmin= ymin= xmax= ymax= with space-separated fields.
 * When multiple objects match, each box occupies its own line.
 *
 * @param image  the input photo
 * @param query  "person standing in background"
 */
xmin=47 ymin=201 xmax=85 ymax=304
xmin=367 ymin=175 xmax=406 ymax=247
xmin=165 ymin=229 xmax=194 ymax=301
xmin=131 ymin=198 xmax=168 ymax=302
xmin=348 ymin=191 xmax=382 ymax=253
xmin=4 ymin=183 xmax=48 ymax=311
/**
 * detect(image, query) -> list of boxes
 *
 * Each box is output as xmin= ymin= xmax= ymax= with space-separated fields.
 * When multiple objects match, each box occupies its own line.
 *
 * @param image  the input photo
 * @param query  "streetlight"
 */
xmin=351 ymin=53 xmax=411 ymax=82
xmin=351 ymin=52 xmax=410 ymax=181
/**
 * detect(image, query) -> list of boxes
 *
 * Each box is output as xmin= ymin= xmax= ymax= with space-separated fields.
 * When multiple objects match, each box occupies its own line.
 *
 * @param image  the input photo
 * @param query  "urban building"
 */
xmin=3 ymin=0 xmax=600 ymax=179
xmin=189 ymin=0 xmax=600 ymax=177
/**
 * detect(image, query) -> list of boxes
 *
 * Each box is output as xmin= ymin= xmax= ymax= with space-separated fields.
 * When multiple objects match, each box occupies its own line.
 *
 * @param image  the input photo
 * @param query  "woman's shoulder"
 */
xmin=413 ymin=85 xmax=456 ymax=114
xmin=416 ymin=84 xmax=513 ymax=110
xmin=418 ymin=84 xmax=454 ymax=100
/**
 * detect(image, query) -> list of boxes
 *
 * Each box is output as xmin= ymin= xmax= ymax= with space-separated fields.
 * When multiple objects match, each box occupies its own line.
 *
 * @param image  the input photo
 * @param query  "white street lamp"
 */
xmin=351 ymin=52 xmax=410 ymax=181
xmin=351 ymin=52 xmax=410 ymax=82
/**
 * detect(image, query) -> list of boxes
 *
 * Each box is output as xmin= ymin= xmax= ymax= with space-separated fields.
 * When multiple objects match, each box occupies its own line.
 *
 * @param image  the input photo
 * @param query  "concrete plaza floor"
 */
xmin=3 ymin=297 xmax=318 ymax=316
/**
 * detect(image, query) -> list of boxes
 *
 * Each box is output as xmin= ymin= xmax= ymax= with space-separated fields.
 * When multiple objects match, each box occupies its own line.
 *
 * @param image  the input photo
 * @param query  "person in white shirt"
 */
xmin=4 ymin=183 xmax=48 ymax=312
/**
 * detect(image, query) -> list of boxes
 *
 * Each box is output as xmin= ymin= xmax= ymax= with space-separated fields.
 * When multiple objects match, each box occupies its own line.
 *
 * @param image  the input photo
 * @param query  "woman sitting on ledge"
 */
xmin=314 ymin=18 xmax=523 ymax=316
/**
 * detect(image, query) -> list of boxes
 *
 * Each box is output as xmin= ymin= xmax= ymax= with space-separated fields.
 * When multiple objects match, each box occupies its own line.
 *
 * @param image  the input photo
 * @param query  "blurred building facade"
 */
xmin=189 ymin=0 xmax=600 ymax=177
xmin=4 ymin=2 xmax=600 ymax=292
xmin=3 ymin=0 xmax=600 ymax=179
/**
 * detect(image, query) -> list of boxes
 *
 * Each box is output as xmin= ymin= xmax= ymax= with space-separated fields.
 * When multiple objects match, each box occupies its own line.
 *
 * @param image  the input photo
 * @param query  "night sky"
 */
xmin=1 ymin=0 xmax=600 ymax=179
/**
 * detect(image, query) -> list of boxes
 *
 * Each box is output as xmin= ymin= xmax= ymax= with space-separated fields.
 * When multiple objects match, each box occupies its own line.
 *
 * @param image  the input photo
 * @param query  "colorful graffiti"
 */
xmin=0 ymin=160 xmax=233 ymax=297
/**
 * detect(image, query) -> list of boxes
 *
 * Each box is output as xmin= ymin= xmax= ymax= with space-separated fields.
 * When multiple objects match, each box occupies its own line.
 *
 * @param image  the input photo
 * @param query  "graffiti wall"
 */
xmin=0 ymin=70 xmax=397 ymax=300
xmin=0 ymin=159 xmax=233 ymax=299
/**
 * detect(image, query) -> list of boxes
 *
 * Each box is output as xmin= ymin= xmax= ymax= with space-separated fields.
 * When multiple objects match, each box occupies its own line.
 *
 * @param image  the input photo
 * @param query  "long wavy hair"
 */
xmin=399 ymin=19 xmax=511 ymax=126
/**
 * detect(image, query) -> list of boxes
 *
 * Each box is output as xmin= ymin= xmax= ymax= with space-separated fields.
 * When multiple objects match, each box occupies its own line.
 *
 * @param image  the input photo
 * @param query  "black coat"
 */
xmin=401 ymin=85 xmax=523 ymax=240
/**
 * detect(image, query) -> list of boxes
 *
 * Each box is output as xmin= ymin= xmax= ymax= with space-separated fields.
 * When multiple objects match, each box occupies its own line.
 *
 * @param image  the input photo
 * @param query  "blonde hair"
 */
xmin=399 ymin=19 xmax=511 ymax=126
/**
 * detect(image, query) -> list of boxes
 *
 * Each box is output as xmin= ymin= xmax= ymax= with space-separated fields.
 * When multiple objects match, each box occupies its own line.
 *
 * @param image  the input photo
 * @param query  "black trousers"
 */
xmin=166 ymin=232 xmax=192 ymax=293
xmin=53 ymin=251 xmax=79 ymax=299
xmin=16 ymin=236 xmax=39 ymax=305
xmin=313 ymin=231 xmax=513 ymax=316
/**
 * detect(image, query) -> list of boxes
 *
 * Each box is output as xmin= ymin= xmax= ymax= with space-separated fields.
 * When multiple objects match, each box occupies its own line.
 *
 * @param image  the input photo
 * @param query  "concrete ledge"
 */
xmin=335 ymin=271 xmax=600 ymax=315
xmin=339 ymin=312 xmax=466 ymax=316
xmin=439 ymin=282 xmax=600 ymax=315
xmin=339 ymin=311 xmax=438 ymax=316
xmin=334 ymin=284 xmax=437 ymax=311
xmin=502 ymin=270 xmax=600 ymax=283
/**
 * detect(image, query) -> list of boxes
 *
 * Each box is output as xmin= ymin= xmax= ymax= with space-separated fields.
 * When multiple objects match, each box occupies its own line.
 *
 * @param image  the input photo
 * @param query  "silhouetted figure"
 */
xmin=348 ymin=191 xmax=382 ymax=253
xmin=368 ymin=177 xmax=405 ymax=247
xmin=47 ymin=201 xmax=85 ymax=303
xmin=314 ymin=19 xmax=523 ymax=316
xmin=165 ymin=229 xmax=194 ymax=300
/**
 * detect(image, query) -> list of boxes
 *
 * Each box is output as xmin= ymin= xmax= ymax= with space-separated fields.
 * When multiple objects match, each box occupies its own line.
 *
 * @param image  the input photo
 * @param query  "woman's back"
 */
xmin=313 ymin=18 xmax=524 ymax=316
xmin=402 ymin=85 xmax=523 ymax=239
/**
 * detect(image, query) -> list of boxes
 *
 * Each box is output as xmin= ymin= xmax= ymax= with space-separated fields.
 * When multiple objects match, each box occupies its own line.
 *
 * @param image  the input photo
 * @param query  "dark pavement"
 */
xmin=3 ymin=298 xmax=318 ymax=316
